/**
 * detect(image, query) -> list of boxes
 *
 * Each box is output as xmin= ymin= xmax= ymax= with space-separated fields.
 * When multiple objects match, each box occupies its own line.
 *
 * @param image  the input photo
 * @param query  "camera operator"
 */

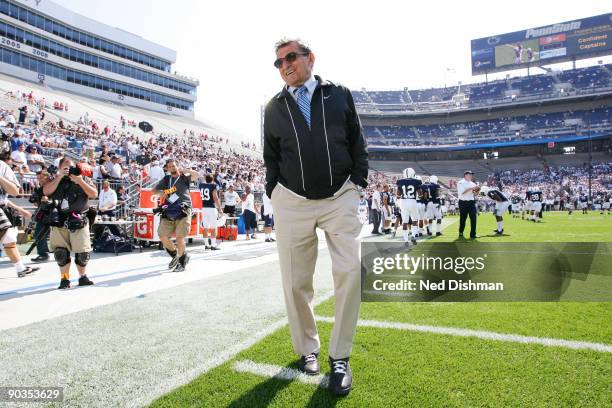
xmin=151 ymin=159 xmax=198 ymax=272
xmin=0 ymin=136 xmax=39 ymax=277
xmin=43 ymin=157 xmax=98 ymax=289
xmin=29 ymin=169 xmax=52 ymax=262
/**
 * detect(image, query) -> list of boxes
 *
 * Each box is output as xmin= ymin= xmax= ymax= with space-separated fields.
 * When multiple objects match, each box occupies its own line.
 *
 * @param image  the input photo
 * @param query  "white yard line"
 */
xmin=315 ymin=316 xmax=612 ymax=353
xmin=233 ymin=359 xmax=329 ymax=388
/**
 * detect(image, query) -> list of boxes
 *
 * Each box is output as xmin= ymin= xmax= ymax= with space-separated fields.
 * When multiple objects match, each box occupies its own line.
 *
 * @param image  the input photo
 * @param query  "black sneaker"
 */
xmin=31 ymin=255 xmax=50 ymax=263
xmin=265 ymin=238 xmax=271 ymax=242
xmin=204 ymin=245 xmax=211 ymax=250
xmin=298 ymin=353 xmax=319 ymax=375
xmin=174 ymin=253 xmax=190 ymax=272
xmin=269 ymin=237 xmax=276 ymax=242
xmin=427 ymin=231 xmax=432 ymax=236
xmin=78 ymin=275 xmax=94 ymax=286
xmin=58 ymin=279 xmax=71 ymax=290
xmin=495 ymin=230 xmax=504 ymax=235
xmin=168 ymin=255 xmax=180 ymax=270
xmin=328 ymin=357 xmax=352 ymax=396
xmin=210 ymin=245 xmax=220 ymax=251
xmin=436 ymin=232 xmax=442 ymax=236
xmin=250 ymin=234 xmax=257 ymax=239
xmin=411 ymin=238 xmax=417 ymax=245
xmin=17 ymin=266 xmax=39 ymax=278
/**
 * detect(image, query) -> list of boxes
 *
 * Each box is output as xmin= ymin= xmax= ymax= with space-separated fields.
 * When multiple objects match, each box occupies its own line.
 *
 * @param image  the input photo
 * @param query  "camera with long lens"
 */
xmin=28 ymin=189 xmax=42 ymax=204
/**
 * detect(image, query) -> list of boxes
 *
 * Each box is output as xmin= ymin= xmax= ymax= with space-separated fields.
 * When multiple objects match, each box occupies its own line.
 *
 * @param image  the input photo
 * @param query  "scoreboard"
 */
xmin=471 ymin=13 xmax=612 ymax=75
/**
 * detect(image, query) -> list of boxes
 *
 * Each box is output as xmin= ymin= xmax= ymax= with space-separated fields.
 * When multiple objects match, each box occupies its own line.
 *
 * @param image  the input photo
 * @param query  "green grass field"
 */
xmin=150 ymin=212 xmax=612 ymax=408
xmin=434 ymin=211 xmax=612 ymax=243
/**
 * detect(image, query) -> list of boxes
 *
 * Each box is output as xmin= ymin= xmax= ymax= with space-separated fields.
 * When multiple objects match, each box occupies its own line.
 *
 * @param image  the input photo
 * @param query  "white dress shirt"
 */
xmin=98 ymin=188 xmax=117 ymax=211
xmin=288 ymin=75 xmax=317 ymax=102
xmin=457 ymin=178 xmax=476 ymax=201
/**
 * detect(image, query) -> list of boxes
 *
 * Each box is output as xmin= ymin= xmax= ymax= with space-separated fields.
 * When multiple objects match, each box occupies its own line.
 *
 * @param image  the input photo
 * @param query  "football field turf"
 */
xmin=150 ymin=212 xmax=611 ymax=408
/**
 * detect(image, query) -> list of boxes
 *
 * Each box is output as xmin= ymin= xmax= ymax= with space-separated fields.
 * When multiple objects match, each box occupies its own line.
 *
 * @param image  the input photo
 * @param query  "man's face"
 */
xmin=60 ymin=159 xmax=73 ymax=171
xmin=276 ymin=42 xmax=314 ymax=88
xmin=102 ymin=183 xmax=109 ymax=191
xmin=19 ymin=144 xmax=25 ymax=152
xmin=167 ymin=161 xmax=179 ymax=175
xmin=465 ymin=173 xmax=473 ymax=182
xmin=37 ymin=172 xmax=49 ymax=185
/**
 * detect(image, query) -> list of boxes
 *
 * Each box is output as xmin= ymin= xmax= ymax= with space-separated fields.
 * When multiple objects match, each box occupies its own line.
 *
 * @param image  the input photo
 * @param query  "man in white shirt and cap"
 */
xmin=456 ymin=170 xmax=480 ymax=238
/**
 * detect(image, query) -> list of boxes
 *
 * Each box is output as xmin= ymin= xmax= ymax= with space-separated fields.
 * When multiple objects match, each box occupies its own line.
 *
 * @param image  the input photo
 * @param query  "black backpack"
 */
xmin=93 ymin=227 xmax=132 ymax=253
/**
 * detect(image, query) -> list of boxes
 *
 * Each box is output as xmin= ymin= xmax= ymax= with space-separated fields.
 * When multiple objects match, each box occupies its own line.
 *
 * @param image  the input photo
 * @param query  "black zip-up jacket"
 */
xmin=263 ymin=76 xmax=368 ymax=200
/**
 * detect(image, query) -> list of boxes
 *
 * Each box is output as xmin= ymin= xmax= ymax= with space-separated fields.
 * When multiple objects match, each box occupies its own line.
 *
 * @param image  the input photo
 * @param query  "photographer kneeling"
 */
xmin=152 ymin=159 xmax=197 ymax=272
xmin=43 ymin=157 xmax=98 ymax=289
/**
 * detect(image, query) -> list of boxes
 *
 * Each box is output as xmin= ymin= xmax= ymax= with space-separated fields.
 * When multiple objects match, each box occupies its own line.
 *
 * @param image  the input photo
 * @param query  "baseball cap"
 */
xmin=464 ymin=170 xmax=474 ymax=175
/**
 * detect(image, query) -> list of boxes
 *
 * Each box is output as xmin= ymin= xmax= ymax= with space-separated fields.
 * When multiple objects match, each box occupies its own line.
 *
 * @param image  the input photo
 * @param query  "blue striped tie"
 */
xmin=295 ymin=86 xmax=311 ymax=129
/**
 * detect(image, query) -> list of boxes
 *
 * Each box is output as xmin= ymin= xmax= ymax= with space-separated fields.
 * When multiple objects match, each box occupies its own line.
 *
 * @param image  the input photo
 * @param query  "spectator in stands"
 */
xmin=149 ymin=160 xmax=165 ymax=182
xmin=18 ymin=106 xmax=27 ymax=124
xmin=98 ymin=180 xmax=118 ymax=218
xmin=26 ymin=146 xmax=45 ymax=173
xmin=10 ymin=144 xmax=27 ymax=167
xmin=5 ymin=111 xmax=16 ymax=128
xmin=116 ymin=185 xmax=127 ymax=204
xmin=110 ymin=156 xmax=123 ymax=180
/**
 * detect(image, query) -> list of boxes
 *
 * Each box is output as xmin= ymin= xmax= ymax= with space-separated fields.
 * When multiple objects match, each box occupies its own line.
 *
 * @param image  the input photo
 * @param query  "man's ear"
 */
xmin=308 ymin=52 xmax=315 ymax=68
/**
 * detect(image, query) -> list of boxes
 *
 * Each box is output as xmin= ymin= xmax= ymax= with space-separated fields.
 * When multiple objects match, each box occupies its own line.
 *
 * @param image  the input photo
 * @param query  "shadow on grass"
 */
xmin=227 ymin=375 xmax=292 ymax=408
xmin=227 ymin=360 xmax=341 ymax=408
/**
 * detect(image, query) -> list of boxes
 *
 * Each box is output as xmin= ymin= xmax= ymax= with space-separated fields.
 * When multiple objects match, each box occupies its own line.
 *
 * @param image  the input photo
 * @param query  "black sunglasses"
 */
xmin=273 ymin=52 xmax=309 ymax=69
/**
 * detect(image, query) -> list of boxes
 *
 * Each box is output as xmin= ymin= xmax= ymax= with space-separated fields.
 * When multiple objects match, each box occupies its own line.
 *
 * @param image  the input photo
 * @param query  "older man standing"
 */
xmin=263 ymin=38 xmax=368 ymax=396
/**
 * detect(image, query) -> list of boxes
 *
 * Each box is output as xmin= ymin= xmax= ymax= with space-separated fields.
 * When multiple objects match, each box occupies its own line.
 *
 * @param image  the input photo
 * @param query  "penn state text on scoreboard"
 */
xmin=471 ymin=13 xmax=612 ymax=75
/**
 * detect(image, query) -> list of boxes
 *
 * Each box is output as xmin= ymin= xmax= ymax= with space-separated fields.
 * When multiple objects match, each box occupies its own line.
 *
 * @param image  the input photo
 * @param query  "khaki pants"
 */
xmin=271 ymin=181 xmax=362 ymax=359
xmin=49 ymin=225 xmax=92 ymax=253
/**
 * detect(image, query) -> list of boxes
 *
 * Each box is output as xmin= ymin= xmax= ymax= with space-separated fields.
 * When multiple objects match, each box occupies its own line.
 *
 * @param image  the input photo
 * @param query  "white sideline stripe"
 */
xmin=233 ymin=360 xmax=329 ymax=388
xmin=315 ymin=316 xmax=612 ymax=353
xmin=141 ymin=290 xmax=336 ymax=406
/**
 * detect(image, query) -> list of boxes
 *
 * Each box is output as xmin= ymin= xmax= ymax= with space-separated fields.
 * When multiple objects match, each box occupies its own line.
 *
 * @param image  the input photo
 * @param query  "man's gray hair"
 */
xmin=274 ymin=38 xmax=312 ymax=54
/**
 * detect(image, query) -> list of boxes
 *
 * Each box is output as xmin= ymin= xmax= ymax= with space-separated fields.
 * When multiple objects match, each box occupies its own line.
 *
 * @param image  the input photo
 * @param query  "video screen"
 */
xmin=495 ymin=39 xmax=540 ymax=67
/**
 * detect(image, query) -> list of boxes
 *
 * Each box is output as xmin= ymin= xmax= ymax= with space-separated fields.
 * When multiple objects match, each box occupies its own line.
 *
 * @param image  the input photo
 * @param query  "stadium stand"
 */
xmin=353 ymin=64 xmax=612 ymax=111
xmin=362 ymin=106 xmax=611 ymax=147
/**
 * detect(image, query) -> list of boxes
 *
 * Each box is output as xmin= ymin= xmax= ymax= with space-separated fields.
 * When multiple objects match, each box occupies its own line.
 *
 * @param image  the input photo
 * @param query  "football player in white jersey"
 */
xmin=424 ymin=175 xmax=443 ymax=236
xmin=396 ymin=168 xmax=422 ymax=245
